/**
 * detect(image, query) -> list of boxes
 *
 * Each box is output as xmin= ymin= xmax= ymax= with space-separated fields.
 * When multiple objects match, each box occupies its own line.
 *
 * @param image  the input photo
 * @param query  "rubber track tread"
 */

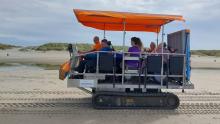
xmin=92 ymin=92 xmax=179 ymax=109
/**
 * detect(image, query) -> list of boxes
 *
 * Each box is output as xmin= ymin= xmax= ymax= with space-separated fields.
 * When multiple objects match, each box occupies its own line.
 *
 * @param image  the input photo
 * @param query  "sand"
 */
xmin=1 ymin=48 xmax=220 ymax=67
xmin=0 ymin=48 xmax=220 ymax=124
xmin=0 ymin=48 xmax=69 ymax=65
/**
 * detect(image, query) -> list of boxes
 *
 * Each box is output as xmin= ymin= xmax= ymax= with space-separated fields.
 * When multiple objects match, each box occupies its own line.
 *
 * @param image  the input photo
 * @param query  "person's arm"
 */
xmin=78 ymin=49 xmax=96 ymax=54
xmin=126 ymin=47 xmax=132 ymax=56
xmin=79 ymin=44 xmax=97 ymax=54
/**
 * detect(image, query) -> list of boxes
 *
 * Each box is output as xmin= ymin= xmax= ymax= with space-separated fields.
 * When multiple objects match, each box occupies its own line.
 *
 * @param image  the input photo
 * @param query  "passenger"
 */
xmin=156 ymin=42 xmax=170 ymax=63
xmin=78 ymin=36 xmax=101 ymax=54
xmin=75 ymin=39 xmax=112 ymax=73
xmin=168 ymin=46 xmax=177 ymax=53
xmin=67 ymin=44 xmax=73 ymax=57
xmin=107 ymin=41 xmax=115 ymax=51
xmin=153 ymin=42 xmax=170 ymax=83
xmin=145 ymin=42 xmax=156 ymax=53
xmin=126 ymin=37 xmax=142 ymax=68
xmin=135 ymin=37 xmax=143 ymax=50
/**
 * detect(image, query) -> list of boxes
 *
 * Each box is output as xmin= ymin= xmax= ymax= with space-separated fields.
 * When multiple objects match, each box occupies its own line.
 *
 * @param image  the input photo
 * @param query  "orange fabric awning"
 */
xmin=73 ymin=9 xmax=185 ymax=33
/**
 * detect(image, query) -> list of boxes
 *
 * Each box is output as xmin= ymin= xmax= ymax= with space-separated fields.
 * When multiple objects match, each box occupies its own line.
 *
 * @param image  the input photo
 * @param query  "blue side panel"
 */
xmin=186 ymin=32 xmax=191 ymax=81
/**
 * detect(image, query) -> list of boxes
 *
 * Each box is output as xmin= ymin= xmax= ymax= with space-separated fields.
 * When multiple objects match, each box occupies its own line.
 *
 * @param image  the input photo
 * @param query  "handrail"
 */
xmin=76 ymin=51 xmax=186 ymax=56
xmin=71 ymin=51 xmax=187 ymax=88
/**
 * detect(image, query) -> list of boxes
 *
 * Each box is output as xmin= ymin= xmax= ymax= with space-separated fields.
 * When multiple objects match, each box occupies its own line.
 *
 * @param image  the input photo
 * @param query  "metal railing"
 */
xmin=70 ymin=51 xmax=188 ymax=88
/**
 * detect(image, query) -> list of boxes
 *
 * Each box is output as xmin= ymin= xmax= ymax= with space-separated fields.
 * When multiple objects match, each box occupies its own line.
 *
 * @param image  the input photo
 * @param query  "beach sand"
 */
xmin=0 ymin=48 xmax=220 ymax=124
xmin=0 ymin=48 xmax=69 ymax=65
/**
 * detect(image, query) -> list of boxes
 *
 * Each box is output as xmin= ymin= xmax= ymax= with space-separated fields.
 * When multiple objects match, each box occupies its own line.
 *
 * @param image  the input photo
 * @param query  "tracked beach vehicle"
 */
xmin=67 ymin=9 xmax=194 ymax=109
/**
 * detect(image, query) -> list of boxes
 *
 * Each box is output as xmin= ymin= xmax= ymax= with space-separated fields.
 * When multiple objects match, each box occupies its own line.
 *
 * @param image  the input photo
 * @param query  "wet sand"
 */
xmin=0 ymin=48 xmax=220 ymax=124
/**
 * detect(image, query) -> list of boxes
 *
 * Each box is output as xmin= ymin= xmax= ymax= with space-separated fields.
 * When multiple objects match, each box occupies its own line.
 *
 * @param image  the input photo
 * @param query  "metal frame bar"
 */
xmin=160 ymin=25 xmax=165 ymax=88
xmin=122 ymin=20 xmax=126 ymax=85
xmin=156 ymin=28 xmax=159 ymax=46
xmin=96 ymin=52 xmax=99 ymax=74
xmin=103 ymin=23 xmax=106 ymax=39
xmin=71 ymin=51 xmax=187 ymax=82
xmin=67 ymin=79 xmax=194 ymax=89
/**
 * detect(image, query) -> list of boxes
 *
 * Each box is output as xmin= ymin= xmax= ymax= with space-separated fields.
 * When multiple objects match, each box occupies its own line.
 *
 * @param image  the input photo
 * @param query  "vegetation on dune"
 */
xmin=19 ymin=46 xmax=37 ymax=51
xmin=29 ymin=42 xmax=128 ymax=51
xmin=0 ymin=63 xmax=13 ymax=66
xmin=35 ymin=43 xmax=68 ymax=51
xmin=0 ymin=43 xmax=18 ymax=50
xmin=191 ymin=50 xmax=220 ymax=57
xmin=32 ymin=63 xmax=60 ymax=70
xmin=15 ymin=42 xmax=220 ymax=57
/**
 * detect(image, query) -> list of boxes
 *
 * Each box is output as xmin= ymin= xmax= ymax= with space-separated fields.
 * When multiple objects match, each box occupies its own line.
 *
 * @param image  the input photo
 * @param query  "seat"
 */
xmin=168 ymin=56 xmax=184 ymax=85
xmin=143 ymin=55 xmax=165 ymax=85
xmin=85 ymin=52 xmax=115 ymax=73
xmin=124 ymin=56 xmax=140 ymax=74
xmin=99 ymin=53 xmax=114 ymax=73
xmin=145 ymin=56 xmax=162 ymax=74
xmin=169 ymin=56 xmax=184 ymax=75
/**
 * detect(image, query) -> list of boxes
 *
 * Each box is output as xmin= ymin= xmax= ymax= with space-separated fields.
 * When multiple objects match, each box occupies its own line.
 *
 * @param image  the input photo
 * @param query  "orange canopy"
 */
xmin=73 ymin=9 xmax=185 ymax=33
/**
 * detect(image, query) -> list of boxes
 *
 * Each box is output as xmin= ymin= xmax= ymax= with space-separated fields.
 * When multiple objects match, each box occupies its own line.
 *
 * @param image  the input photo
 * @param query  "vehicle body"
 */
xmin=67 ymin=9 xmax=194 ymax=109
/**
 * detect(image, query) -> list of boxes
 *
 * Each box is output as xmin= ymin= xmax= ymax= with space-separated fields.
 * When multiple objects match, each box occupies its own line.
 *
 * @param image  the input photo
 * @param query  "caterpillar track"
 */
xmin=92 ymin=92 xmax=179 ymax=109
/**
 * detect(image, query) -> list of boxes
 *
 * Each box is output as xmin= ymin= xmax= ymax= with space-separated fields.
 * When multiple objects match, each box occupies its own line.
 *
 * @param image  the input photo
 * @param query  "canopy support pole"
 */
xmin=160 ymin=25 xmax=165 ymax=88
xmin=103 ymin=23 xmax=106 ymax=39
xmin=122 ymin=21 xmax=126 ymax=52
xmin=156 ymin=28 xmax=159 ymax=47
xmin=122 ymin=20 xmax=126 ymax=85
xmin=162 ymin=26 xmax=165 ymax=43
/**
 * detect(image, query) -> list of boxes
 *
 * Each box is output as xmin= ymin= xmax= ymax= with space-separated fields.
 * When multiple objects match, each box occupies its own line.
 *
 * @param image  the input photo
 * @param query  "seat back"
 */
xmin=146 ymin=56 xmax=162 ymax=74
xmin=99 ymin=53 xmax=114 ymax=73
xmin=169 ymin=56 xmax=184 ymax=75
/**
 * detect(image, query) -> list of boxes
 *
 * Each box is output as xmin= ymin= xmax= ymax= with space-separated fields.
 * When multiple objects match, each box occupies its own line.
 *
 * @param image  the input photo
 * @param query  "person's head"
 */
xmin=136 ymin=37 xmax=143 ymax=49
xmin=101 ymin=39 xmax=108 ymax=48
xmin=131 ymin=37 xmax=143 ymax=49
xmin=157 ymin=42 xmax=167 ymax=50
xmin=150 ymin=42 xmax=156 ymax=50
xmin=131 ymin=37 xmax=137 ymax=46
xmin=163 ymin=42 xmax=167 ymax=48
xmin=93 ymin=36 xmax=99 ymax=44
xmin=107 ymin=41 xmax=112 ymax=46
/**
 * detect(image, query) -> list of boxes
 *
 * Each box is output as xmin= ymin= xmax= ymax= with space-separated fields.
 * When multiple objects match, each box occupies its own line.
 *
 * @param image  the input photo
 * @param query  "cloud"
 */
xmin=0 ymin=0 xmax=219 ymax=49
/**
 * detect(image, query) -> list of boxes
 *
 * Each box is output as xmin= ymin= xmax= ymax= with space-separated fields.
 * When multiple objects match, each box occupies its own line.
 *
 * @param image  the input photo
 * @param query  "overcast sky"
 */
xmin=0 ymin=0 xmax=220 ymax=49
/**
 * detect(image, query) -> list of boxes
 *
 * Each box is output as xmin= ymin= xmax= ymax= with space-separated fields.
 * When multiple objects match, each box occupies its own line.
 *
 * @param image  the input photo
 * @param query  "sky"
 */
xmin=0 ymin=0 xmax=220 ymax=50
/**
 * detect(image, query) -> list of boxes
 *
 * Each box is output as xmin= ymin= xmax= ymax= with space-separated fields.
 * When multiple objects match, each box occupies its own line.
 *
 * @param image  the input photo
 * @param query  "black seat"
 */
xmin=143 ymin=55 xmax=165 ymax=85
xmin=169 ymin=56 xmax=184 ymax=75
xmin=99 ymin=53 xmax=114 ymax=73
xmin=145 ymin=56 xmax=162 ymax=74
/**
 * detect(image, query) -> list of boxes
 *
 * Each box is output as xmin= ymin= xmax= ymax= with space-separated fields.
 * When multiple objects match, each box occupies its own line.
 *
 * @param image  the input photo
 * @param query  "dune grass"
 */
xmin=32 ymin=64 xmax=60 ymax=70
xmin=23 ymin=42 xmax=128 ymax=51
xmin=4 ymin=42 xmax=219 ymax=57
xmin=35 ymin=43 xmax=68 ymax=51
xmin=0 ymin=43 xmax=18 ymax=50
xmin=28 ymin=43 xmax=220 ymax=56
xmin=0 ymin=63 xmax=13 ymax=66
xmin=191 ymin=50 xmax=220 ymax=57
